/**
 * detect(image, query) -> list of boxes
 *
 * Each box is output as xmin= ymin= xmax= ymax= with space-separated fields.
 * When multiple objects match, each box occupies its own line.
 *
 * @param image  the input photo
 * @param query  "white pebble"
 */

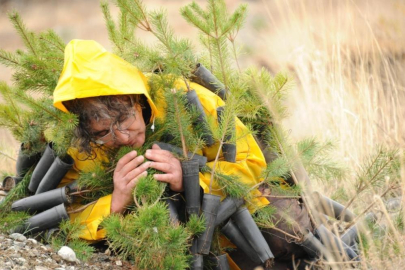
xmin=27 ymin=238 xmax=38 ymax=245
xmin=116 ymin=260 xmax=122 ymax=266
xmin=58 ymin=246 xmax=80 ymax=263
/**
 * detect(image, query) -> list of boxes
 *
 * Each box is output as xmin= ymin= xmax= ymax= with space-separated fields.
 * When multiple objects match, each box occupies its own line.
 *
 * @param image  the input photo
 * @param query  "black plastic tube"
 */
xmin=209 ymin=254 xmax=230 ymax=270
xmin=298 ymin=231 xmax=325 ymax=258
xmin=191 ymin=254 xmax=203 ymax=270
xmin=186 ymin=90 xmax=214 ymax=147
xmin=2 ymin=176 xmax=23 ymax=192
xmin=231 ymin=207 xmax=274 ymax=263
xmin=181 ymin=159 xmax=201 ymax=217
xmin=18 ymin=203 xmax=69 ymax=234
xmin=216 ymin=106 xmax=236 ymax=163
xmin=341 ymin=212 xmax=377 ymax=247
xmin=197 ymin=193 xmax=221 ymax=254
xmin=191 ymin=63 xmax=228 ymax=101
xmin=163 ymin=194 xmax=180 ymax=224
xmin=12 ymin=186 xmax=71 ymax=213
xmin=35 ymin=154 xmax=74 ymax=194
xmin=314 ymin=224 xmax=359 ymax=261
xmin=221 ymin=219 xmax=261 ymax=263
xmin=15 ymin=144 xmax=41 ymax=177
xmin=215 ymin=197 xmax=244 ymax=226
xmin=28 ymin=143 xmax=56 ymax=193
xmin=312 ymin=192 xmax=355 ymax=222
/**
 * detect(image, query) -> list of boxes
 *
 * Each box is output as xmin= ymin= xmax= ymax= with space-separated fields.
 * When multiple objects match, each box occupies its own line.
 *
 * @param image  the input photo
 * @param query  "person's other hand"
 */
xmin=145 ymin=144 xmax=183 ymax=192
xmin=111 ymin=150 xmax=150 ymax=213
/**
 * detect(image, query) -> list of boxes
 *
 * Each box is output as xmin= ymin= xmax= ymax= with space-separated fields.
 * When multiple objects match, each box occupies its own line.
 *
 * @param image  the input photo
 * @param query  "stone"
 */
xmin=14 ymin=240 xmax=26 ymax=248
xmin=9 ymin=233 xmax=27 ymax=242
xmin=27 ymin=238 xmax=38 ymax=245
xmin=116 ymin=260 xmax=122 ymax=266
xmin=58 ymin=246 xmax=80 ymax=263
xmin=35 ymin=266 xmax=50 ymax=270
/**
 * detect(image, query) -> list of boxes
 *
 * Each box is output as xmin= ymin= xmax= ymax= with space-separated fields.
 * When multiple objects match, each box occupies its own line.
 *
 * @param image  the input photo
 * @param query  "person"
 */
xmin=52 ymin=39 xmax=269 ymax=243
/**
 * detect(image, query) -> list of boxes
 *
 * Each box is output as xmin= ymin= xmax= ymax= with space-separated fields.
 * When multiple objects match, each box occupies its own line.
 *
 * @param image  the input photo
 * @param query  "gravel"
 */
xmin=0 ymin=233 xmax=133 ymax=270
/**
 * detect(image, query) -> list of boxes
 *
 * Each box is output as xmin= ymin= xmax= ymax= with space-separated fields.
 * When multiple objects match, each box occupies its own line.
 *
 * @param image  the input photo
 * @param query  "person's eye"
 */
xmin=93 ymin=130 xmax=110 ymax=138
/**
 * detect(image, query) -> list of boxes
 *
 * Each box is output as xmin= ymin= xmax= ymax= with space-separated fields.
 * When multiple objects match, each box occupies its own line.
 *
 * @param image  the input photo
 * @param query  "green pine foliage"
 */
xmin=102 ymin=202 xmax=193 ymax=270
xmin=0 ymin=11 xmax=77 ymax=157
xmin=297 ymin=138 xmax=346 ymax=182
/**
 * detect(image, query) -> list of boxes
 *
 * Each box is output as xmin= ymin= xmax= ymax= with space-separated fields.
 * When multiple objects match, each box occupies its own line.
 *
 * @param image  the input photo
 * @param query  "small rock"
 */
xmin=16 ymin=257 xmax=27 ymax=265
xmin=104 ymin=248 xmax=111 ymax=256
xmin=116 ymin=260 xmax=123 ymax=266
xmin=9 ymin=233 xmax=26 ymax=242
xmin=54 ymin=268 xmax=65 ymax=270
xmin=35 ymin=266 xmax=50 ymax=270
xmin=51 ymin=254 xmax=61 ymax=262
xmin=14 ymin=240 xmax=26 ymax=248
xmin=58 ymin=246 xmax=79 ymax=263
xmin=40 ymin=245 xmax=48 ymax=251
xmin=27 ymin=238 xmax=38 ymax=245
xmin=66 ymin=266 xmax=75 ymax=270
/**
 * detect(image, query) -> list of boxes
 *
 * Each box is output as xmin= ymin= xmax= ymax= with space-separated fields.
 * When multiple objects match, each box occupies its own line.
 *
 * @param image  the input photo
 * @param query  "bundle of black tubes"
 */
xmin=10 ymin=142 xmax=74 ymax=234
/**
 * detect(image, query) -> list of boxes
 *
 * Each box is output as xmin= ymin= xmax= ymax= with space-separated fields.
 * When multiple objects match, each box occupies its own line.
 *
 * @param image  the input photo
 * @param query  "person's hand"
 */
xmin=145 ymin=144 xmax=183 ymax=192
xmin=111 ymin=151 xmax=150 ymax=213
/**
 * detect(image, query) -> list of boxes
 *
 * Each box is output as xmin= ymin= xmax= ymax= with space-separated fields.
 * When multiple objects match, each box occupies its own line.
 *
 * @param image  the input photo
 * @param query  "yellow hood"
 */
xmin=53 ymin=39 xmax=157 ymax=119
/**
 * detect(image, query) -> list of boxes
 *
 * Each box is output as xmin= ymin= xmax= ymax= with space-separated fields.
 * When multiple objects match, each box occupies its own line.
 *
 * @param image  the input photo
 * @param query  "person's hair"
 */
xmin=63 ymin=94 xmax=147 ymax=157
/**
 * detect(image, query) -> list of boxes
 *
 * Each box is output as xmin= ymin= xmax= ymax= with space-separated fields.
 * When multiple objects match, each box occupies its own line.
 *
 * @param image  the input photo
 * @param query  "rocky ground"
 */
xmin=0 ymin=232 xmax=133 ymax=270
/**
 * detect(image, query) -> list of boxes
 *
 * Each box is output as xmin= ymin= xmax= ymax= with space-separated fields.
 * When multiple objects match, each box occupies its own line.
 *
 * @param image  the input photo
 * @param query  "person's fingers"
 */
xmin=115 ymin=150 xmax=137 ymax=172
xmin=145 ymin=148 xmax=173 ymax=162
xmin=125 ymin=161 xmax=151 ymax=180
xmin=151 ymin=144 xmax=161 ymax=150
xmin=128 ymin=171 xmax=147 ymax=189
xmin=153 ymin=173 xmax=172 ymax=183
xmin=119 ymin=154 xmax=145 ymax=176
xmin=148 ymin=161 xmax=172 ymax=173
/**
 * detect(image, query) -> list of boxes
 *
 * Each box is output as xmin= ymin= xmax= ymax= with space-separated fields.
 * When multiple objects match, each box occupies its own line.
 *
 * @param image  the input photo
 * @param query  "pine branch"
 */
xmin=0 ymin=49 xmax=21 ymax=68
xmin=101 ymin=1 xmax=123 ymax=54
xmin=8 ymin=11 xmax=38 ymax=57
xmin=39 ymin=30 xmax=65 ymax=53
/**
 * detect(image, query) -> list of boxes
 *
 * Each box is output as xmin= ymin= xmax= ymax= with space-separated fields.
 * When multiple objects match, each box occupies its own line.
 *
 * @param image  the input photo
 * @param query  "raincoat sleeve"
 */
xmin=59 ymin=147 xmax=112 ymax=241
xmin=189 ymin=82 xmax=269 ymax=212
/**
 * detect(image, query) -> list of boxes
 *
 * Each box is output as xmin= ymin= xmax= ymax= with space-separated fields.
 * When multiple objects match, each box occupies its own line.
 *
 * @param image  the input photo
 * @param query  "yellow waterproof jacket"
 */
xmin=53 ymin=39 xmax=269 ymax=242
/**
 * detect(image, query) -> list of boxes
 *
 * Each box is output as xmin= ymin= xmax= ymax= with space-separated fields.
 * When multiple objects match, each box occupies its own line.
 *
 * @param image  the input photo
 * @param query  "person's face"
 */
xmin=90 ymin=105 xmax=146 ymax=148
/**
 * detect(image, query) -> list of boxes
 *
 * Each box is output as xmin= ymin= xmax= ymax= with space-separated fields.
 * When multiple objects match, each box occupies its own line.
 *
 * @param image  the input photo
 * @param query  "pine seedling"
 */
xmin=102 ymin=202 xmax=193 ymax=270
xmin=344 ymin=146 xmax=400 ymax=211
xmin=181 ymin=0 xmax=248 ymax=88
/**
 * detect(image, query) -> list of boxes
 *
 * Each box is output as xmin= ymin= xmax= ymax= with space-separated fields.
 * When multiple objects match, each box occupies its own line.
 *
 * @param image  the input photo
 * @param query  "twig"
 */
xmin=67 ymin=201 xmax=97 ymax=214
xmin=0 ymin=150 xmax=17 ymax=161
xmin=346 ymin=184 xmax=399 ymax=229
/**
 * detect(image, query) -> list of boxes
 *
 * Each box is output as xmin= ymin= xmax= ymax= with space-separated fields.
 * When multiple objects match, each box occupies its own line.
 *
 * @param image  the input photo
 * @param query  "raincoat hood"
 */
xmin=53 ymin=39 xmax=157 ymax=119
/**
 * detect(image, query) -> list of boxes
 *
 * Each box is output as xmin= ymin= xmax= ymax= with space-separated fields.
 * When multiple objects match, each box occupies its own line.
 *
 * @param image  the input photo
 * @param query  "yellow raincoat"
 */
xmin=53 ymin=40 xmax=269 ymax=246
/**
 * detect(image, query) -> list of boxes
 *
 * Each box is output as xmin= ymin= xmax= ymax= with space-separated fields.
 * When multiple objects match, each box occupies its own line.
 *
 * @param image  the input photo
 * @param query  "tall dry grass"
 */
xmin=256 ymin=0 xmax=405 ymax=268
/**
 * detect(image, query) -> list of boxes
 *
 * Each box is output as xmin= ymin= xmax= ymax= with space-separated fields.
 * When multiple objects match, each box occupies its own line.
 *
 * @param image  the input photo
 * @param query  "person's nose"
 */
xmin=113 ymin=130 xmax=131 ymax=144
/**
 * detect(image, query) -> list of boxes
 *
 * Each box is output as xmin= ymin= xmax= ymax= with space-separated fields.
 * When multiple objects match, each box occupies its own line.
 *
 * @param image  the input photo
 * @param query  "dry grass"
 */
xmin=255 ymin=0 xmax=405 ymax=268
